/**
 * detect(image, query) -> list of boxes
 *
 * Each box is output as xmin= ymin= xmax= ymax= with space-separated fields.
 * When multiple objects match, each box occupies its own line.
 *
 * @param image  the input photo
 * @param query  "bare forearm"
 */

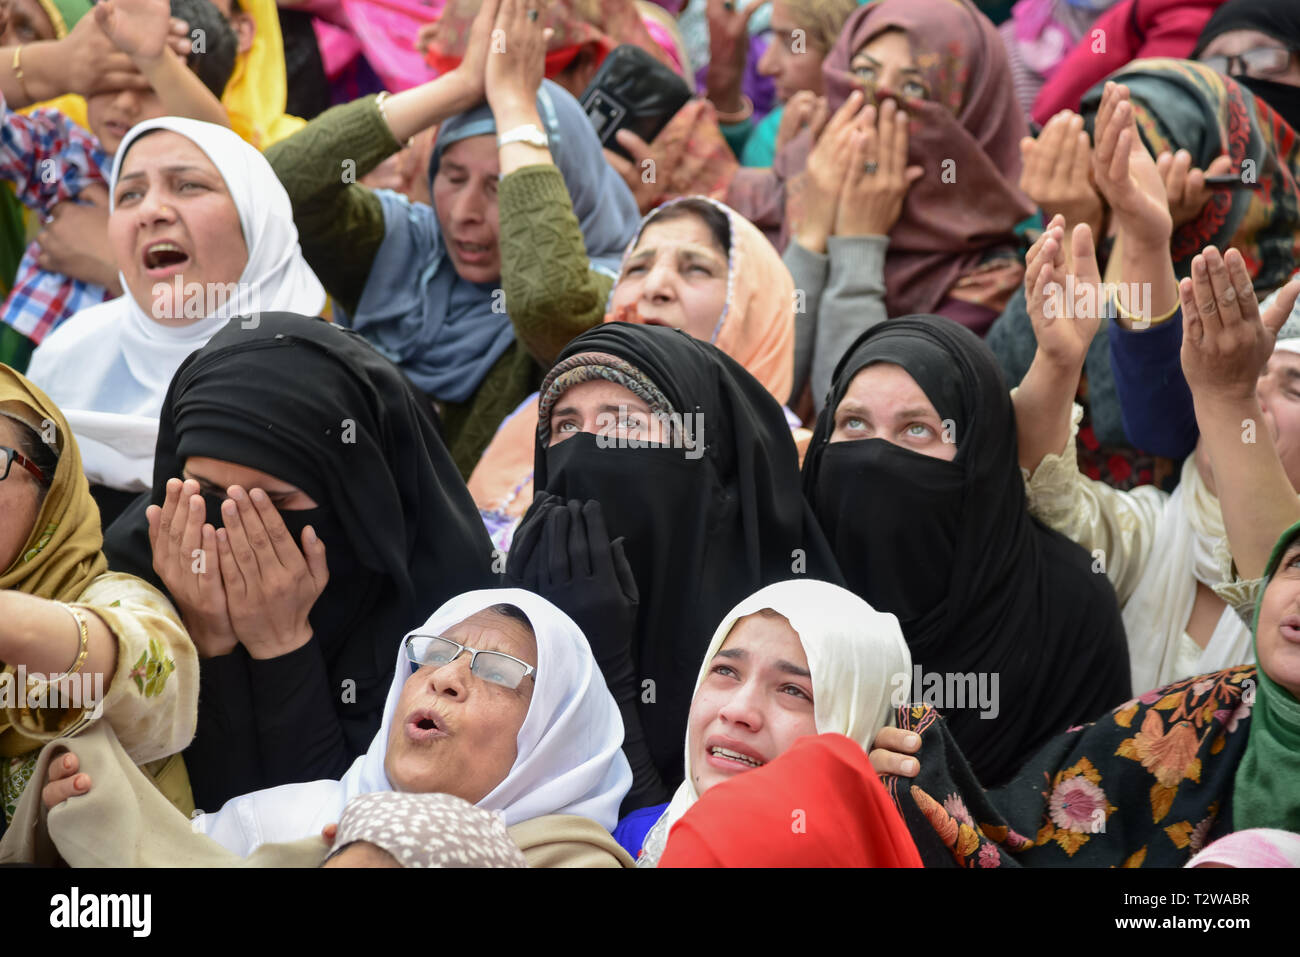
xmin=0 ymin=41 xmax=67 ymax=107
xmin=0 ymin=591 xmax=117 ymax=690
xmin=139 ymin=50 xmax=228 ymax=127
xmin=1196 ymin=395 xmax=1300 ymax=580
xmin=1015 ymin=353 xmax=1081 ymax=472
xmin=382 ymin=72 xmax=480 ymax=145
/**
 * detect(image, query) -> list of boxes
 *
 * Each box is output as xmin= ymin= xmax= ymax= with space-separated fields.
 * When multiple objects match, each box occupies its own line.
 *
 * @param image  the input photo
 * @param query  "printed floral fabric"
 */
xmin=885 ymin=666 xmax=1255 ymax=867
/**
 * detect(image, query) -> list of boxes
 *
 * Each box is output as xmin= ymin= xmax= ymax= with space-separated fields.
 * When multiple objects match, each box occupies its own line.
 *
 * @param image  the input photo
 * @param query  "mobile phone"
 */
xmin=1203 ymin=174 xmax=1261 ymax=190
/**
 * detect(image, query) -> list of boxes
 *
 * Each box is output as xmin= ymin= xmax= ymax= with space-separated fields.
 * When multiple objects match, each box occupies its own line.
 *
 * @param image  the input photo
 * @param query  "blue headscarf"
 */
xmin=347 ymin=81 xmax=640 ymax=404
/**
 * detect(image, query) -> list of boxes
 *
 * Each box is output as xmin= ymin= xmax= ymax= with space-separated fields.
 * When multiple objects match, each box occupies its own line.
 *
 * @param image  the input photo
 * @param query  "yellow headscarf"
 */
xmin=222 ymin=0 xmax=305 ymax=149
xmin=0 ymin=366 xmax=106 ymax=600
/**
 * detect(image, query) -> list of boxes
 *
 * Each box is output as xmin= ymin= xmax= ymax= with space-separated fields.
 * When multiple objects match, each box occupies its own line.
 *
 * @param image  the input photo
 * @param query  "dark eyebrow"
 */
xmin=440 ymin=160 xmax=470 ymax=175
xmin=118 ymin=165 xmax=211 ymax=183
xmin=893 ymin=407 xmax=940 ymax=421
xmin=775 ymin=660 xmax=812 ymax=678
xmin=715 ymin=648 xmax=746 ymax=660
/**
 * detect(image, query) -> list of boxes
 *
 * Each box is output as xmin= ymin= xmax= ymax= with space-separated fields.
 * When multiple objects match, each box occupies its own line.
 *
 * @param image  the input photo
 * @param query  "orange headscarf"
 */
xmin=467 ymin=197 xmax=797 ymax=536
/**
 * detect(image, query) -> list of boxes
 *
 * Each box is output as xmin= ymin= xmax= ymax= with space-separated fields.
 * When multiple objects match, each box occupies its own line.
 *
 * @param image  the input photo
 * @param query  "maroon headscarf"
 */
xmin=728 ymin=0 xmax=1034 ymax=318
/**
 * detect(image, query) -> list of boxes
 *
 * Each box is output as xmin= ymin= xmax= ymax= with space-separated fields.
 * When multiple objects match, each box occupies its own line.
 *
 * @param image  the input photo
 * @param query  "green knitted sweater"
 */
xmin=264 ymin=95 xmax=615 ymax=478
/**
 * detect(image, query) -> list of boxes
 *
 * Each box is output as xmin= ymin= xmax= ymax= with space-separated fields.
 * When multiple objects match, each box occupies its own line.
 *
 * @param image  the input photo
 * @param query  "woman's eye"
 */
xmin=903 ymin=81 xmax=928 ymax=99
xmin=905 ymin=423 xmax=932 ymax=438
xmin=782 ymin=684 xmax=811 ymax=700
xmin=179 ymin=181 xmax=206 ymax=193
xmin=116 ymin=190 xmax=141 ymax=204
xmin=854 ymin=66 xmax=876 ymax=82
xmin=624 ymin=264 xmax=647 ymax=276
xmin=841 ymin=416 xmax=865 ymax=431
xmin=711 ymin=664 xmax=737 ymax=679
xmin=556 ymin=421 xmax=579 ymax=433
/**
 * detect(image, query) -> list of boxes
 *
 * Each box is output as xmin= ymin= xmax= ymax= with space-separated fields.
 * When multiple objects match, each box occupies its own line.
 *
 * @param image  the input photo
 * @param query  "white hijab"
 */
xmin=195 ymin=588 xmax=632 ymax=857
xmin=25 ymin=117 xmax=325 ymax=491
xmin=639 ymin=579 xmax=912 ymax=866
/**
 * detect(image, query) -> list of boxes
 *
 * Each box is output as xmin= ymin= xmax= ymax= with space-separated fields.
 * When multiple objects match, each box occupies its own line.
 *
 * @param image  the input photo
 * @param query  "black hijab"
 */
xmin=802 ymin=315 xmax=1130 ymax=788
xmin=530 ymin=322 xmax=842 ymax=790
xmin=105 ymin=314 xmax=496 ymax=749
xmin=1192 ymin=0 xmax=1300 ymax=131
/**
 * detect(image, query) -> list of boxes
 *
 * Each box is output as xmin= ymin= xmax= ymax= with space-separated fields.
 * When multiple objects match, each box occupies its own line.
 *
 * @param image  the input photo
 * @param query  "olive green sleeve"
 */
xmin=497 ymin=164 xmax=616 ymax=368
xmin=263 ymin=96 xmax=402 ymax=317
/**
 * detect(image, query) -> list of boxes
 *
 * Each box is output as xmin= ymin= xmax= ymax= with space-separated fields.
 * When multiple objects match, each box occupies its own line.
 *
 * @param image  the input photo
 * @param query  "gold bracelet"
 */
xmin=11 ymin=45 xmax=31 ymax=101
xmin=54 ymin=603 xmax=90 ymax=681
xmin=375 ymin=91 xmax=414 ymax=149
xmin=712 ymin=94 xmax=754 ymax=126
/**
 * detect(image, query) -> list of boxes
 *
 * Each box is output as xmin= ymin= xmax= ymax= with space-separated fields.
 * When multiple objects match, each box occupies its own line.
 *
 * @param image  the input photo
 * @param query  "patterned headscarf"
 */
xmin=1081 ymin=58 xmax=1300 ymax=294
xmin=536 ymin=352 xmax=675 ymax=442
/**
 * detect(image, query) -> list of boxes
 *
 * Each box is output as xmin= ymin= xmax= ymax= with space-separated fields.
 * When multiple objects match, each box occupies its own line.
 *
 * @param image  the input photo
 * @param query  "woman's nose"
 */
xmin=641 ymin=264 xmax=676 ymax=303
xmin=429 ymin=654 xmax=472 ymax=698
xmin=717 ymin=684 xmax=764 ymax=732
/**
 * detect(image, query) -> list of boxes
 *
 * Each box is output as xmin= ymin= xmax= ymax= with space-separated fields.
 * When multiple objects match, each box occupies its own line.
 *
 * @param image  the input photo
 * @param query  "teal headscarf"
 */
xmin=1234 ymin=520 xmax=1300 ymax=831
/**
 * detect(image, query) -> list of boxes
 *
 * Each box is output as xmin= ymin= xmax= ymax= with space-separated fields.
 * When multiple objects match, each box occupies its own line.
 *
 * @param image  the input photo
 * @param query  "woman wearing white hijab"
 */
xmin=25 ymin=588 xmax=634 ymax=867
xmin=25 ymin=116 xmax=325 ymax=509
xmin=635 ymin=578 xmax=912 ymax=867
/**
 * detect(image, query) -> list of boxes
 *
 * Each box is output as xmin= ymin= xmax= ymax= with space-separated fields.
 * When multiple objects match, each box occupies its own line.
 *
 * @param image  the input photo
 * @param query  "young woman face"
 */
xmin=430 ymin=134 xmax=502 ymax=285
xmin=849 ymin=28 xmax=931 ymax=102
xmin=1253 ymin=540 xmax=1300 ymax=701
xmin=686 ymin=611 xmax=818 ymax=796
xmin=384 ymin=608 xmax=537 ymax=804
xmin=828 ymin=363 xmax=957 ymax=460
xmin=545 ymin=379 xmax=669 ymax=448
xmin=181 ymin=457 xmax=319 ymax=510
xmin=1199 ymin=30 xmax=1300 ymax=88
xmin=608 ymin=212 xmax=729 ymax=342
xmin=109 ymin=131 xmax=249 ymax=325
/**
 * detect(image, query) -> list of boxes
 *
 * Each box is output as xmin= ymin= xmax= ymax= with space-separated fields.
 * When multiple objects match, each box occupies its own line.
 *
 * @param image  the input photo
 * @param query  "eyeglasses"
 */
xmin=0 ymin=446 xmax=46 ymax=484
xmin=404 ymin=634 xmax=537 ymax=690
xmin=1201 ymin=47 xmax=1294 ymax=79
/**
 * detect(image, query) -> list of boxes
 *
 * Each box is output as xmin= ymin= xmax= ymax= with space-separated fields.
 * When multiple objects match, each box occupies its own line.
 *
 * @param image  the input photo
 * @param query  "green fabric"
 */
xmin=44 ymin=0 xmax=93 ymax=34
xmin=0 ymin=187 xmax=26 ymax=297
xmin=1233 ymin=520 xmax=1300 ymax=831
xmin=265 ymin=101 xmax=615 ymax=479
xmin=719 ymin=116 xmax=754 ymax=163
xmin=740 ymin=105 xmax=782 ymax=167
xmin=0 ymin=324 xmax=35 ymax=373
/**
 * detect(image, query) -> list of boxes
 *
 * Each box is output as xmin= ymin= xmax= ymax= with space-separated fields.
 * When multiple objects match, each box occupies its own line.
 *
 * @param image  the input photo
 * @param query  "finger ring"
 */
xmin=723 ymin=1 xmax=734 ymax=10
xmin=527 ymin=8 xmax=539 ymax=20
xmin=863 ymin=161 xmax=878 ymax=175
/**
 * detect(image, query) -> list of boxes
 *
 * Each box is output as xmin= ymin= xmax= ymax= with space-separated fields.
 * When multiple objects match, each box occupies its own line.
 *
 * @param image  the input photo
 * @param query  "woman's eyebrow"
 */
xmin=774 ymin=660 xmax=811 ymax=678
xmin=891 ymin=407 xmax=939 ymax=422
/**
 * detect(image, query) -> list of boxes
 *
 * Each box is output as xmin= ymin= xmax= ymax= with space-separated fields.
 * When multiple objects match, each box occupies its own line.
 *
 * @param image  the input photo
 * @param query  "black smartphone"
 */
xmin=1203 ymin=174 xmax=1262 ymax=190
xmin=580 ymin=45 xmax=693 ymax=162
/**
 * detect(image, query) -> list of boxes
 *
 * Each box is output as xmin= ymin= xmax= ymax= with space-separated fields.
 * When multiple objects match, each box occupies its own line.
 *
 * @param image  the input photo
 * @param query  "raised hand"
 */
xmin=214 ymin=486 xmax=329 ymax=660
xmin=1091 ymin=81 xmax=1172 ymax=248
xmin=705 ymin=0 xmax=770 ymax=115
xmin=1157 ymin=150 xmax=1234 ymax=229
xmin=446 ymin=0 xmax=502 ymax=107
xmin=485 ymin=0 xmax=550 ymax=115
xmin=787 ymin=89 xmax=867 ymax=253
xmin=1019 ymin=110 xmax=1103 ymax=239
xmin=776 ymin=91 xmax=826 ymax=152
xmin=1025 ymin=215 xmax=1104 ymax=372
xmin=1180 ymin=246 xmax=1300 ymax=403
xmin=94 ymin=0 xmax=171 ymax=64
xmin=147 ymin=478 xmax=237 ymax=659
xmin=834 ymin=98 xmax=923 ymax=238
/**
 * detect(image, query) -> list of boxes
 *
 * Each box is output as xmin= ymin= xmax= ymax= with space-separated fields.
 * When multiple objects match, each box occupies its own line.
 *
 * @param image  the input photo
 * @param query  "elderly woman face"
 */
xmin=1254 ymin=540 xmax=1300 ymax=701
xmin=108 ymin=131 xmax=249 ymax=325
xmin=384 ymin=608 xmax=537 ymax=804
xmin=608 ymin=211 xmax=729 ymax=341
xmin=828 ymin=363 xmax=957 ymax=460
xmin=0 ymin=417 xmax=48 ymax=572
xmin=686 ymin=611 xmax=818 ymax=796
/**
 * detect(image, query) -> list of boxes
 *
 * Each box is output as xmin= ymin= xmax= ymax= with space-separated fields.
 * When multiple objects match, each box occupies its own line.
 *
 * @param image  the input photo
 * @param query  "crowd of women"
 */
xmin=0 ymin=0 xmax=1297 ymax=868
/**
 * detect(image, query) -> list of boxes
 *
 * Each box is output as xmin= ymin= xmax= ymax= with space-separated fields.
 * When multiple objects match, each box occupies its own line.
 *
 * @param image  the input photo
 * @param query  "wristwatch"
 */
xmin=497 ymin=123 xmax=549 ymax=150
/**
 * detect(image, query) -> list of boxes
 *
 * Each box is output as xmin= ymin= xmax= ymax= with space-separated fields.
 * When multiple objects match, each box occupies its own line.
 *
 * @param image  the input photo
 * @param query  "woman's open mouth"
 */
xmin=405 ymin=708 xmax=449 ymax=741
xmin=704 ymin=739 xmax=765 ymax=772
xmin=453 ymin=240 xmax=494 ymax=265
xmin=141 ymin=241 xmax=191 ymax=279
xmin=1280 ymin=615 xmax=1300 ymax=645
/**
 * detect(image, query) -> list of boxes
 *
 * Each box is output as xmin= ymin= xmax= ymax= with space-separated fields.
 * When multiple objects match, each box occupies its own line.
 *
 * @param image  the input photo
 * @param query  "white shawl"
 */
xmin=639 ymin=578 xmax=912 ymax=866
xmin=194 ymin=588 xmax=632 ymax=856
xmin=25 ymin=117 xmax=325 ymax=490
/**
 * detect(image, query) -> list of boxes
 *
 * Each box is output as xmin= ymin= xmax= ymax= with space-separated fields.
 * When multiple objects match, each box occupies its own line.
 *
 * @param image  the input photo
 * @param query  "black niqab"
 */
xmin=531 ymin=322 xmax=842 ymax=790
xmin=803 ymin=315 xmax=1131 ymax=788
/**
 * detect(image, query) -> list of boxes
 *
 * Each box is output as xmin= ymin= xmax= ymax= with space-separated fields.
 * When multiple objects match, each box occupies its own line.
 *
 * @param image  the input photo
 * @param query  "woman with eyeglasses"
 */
xmin=0 ymin=365 xmax=198 ymax=832
xmin=34 ymin=590 xmax=635 ymax=867
xmin=1193 ymin=0 xmax=1300 ymax=132
xmin=101 ymin=312 xmax=497 ymax=812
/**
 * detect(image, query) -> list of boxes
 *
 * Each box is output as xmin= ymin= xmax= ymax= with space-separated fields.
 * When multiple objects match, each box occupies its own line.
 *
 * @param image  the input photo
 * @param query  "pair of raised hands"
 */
xmin=1020 ymin=82 xmax=1234 ymax=244
xmin=439 ymin=0 xmax=552 ymax=117
xmin=147 ymin=478 xmax=329 ymax=661
xmin=787 ymin=89 xmax=923 ymax=252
